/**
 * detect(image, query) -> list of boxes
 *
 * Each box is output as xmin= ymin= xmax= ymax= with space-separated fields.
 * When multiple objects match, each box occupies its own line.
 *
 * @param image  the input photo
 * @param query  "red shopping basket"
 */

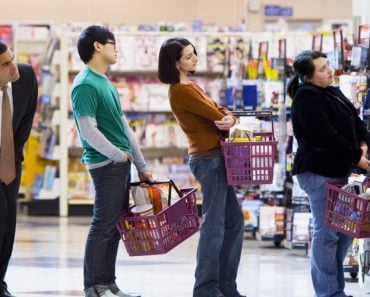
xmin=117 ymin=181 xmax=199 ymax=256
xmin=325 ymin=180 xmax=370 ymax=238
xmin=220 ymin=111 xmax=278 ymax=186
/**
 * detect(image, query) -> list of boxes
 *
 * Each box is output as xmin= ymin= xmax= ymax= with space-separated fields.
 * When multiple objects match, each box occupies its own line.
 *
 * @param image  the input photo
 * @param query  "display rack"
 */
xmin=58 ymin=30 xmax=294 ymax=216
xmin=356 ymin=23 xmax=370 ymax=286
xmin=9 ymin=22 xmax=65 ymax=215
xmin=0 ymin=23 xmax=13 ymax=45
xmin=13 ymin=26 xmax=318 ymax=216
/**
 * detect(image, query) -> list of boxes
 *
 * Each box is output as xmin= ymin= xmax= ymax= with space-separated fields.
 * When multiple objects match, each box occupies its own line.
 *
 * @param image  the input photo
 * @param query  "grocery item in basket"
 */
xmin=348 ymin=173 xmax=368 ymax=194
xmin=131 ymin=184 xmax=153 ymax=215
xmin=229 ymin=124 xmax=253 ymax=141
xmin=153 ymin=182 xmax=181 ymax=208
xmin=339 ymin=184 xmax=357 ymax=199
xmin=148 ymin=185 xmax=163 ymax=214
xmin=131 ymin=185 xmax=151 ymax=205
xmin=228 ymin=116 xmax=264 ymax=142
xmin=131 ymin=204 xmax=154 ymax=216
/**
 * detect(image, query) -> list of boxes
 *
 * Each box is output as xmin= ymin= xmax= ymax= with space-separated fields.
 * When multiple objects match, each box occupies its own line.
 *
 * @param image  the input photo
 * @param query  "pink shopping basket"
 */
xmin=325 ymin=180 xmax=370 ymax=238
xmin=220 ymin=111 xmax=278 ymax=186
xmin=117 ymin=183 xmax=199 ymax=256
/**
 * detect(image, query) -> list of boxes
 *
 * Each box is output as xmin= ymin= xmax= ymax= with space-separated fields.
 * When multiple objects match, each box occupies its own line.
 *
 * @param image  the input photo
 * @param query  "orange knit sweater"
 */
xmin=169 ymin=81 xmax=233 ymax=154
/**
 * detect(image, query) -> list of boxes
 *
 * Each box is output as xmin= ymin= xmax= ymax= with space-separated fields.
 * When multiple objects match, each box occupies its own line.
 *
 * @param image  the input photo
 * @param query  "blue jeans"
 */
xmin=189 ymin=156 xmax=244 ymax=297
xmin=297 ymin=172 xmax=353 ymax=297
xmin=84 ymin=161 xmax=131 ymax=288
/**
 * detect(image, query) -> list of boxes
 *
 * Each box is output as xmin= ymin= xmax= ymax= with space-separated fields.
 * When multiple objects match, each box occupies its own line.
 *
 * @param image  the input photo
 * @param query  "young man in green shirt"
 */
xmin=71 ymin=25 xmax=153 ymax=297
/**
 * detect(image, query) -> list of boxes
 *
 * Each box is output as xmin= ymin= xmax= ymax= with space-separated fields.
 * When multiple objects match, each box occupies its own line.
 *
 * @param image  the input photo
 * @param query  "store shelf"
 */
xmin=19 ymin=198 xmax=59 ymax=216
xmin=142 ymin=147 xmax=187 ymax=158
xmin=125 ymin=110 xmax=173 ymax=115
xmin=52 ymin=29 xmax=319 ymax=216
xmin=69 ymin=69 xmax=224 ymax=77
xmin=68 ymin=198 xmax=94 ymax=205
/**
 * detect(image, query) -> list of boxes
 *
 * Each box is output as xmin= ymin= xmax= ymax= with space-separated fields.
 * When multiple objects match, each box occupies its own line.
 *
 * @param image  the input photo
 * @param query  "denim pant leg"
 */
xmin=84 ymin=162 xmax=131 ymax=288
xmin=297 ymin=172 xmax=353 ymax=297
xmin=190 ymin=157 xmax=243 ymax=297
xmin=336 ymin=232 xmax=354 ymax=293
xmin=219 ymin=185 xmax=244 ymax=297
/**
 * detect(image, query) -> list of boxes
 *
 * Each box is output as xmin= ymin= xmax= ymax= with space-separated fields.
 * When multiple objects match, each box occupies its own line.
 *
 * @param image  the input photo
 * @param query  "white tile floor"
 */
xmin=5 ymin=215 xmax=370 ymax=297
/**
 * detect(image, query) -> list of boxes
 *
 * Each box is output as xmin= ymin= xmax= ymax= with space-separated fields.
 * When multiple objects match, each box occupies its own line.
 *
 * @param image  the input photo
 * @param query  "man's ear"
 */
xmin=93 ymin=41 xmax=102 ymax=52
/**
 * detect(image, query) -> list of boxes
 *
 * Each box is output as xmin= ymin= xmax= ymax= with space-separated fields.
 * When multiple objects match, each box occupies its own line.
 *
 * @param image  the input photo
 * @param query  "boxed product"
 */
xmin=347 ymin=173 xmax=368 ymax=194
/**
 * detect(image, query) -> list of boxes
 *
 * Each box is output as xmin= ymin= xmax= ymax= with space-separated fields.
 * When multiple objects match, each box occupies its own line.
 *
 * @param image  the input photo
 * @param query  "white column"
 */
xmin=352 ymin=0 xmax=370 ymax=17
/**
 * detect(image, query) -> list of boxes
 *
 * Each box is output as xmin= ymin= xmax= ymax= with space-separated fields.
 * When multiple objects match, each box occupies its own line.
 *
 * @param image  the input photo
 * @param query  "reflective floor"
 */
xmin=6 ymin=215 xmax=370 ymax=297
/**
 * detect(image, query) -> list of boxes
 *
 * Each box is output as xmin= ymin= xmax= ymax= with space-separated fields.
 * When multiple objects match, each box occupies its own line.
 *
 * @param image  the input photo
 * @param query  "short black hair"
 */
xmin=0 ymin=42 xmax=8 ymax=55
xmin=77 ymin=25 xmax=115 ymax=64
xmin=287 ymin=50 xmax=327 ymax=98
xmin=158 ymin=37 xmax=197 ymax=84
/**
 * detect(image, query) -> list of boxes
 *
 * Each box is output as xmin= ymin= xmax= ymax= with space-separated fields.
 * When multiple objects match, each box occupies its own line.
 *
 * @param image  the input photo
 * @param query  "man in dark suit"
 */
xmin=0 ymin=42 xmax=38 ymax=297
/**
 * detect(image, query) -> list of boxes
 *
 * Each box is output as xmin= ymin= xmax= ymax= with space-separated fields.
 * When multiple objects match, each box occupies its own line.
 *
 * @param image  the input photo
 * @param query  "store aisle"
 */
xmin=6 ymin=215 xmax=370 ymax=297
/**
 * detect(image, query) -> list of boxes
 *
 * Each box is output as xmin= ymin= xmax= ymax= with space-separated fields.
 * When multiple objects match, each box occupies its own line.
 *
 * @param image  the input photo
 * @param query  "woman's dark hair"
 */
xmin=158 ymin=38 xmax=197 ymax=84
xmin=287 ymin=50 xmax=327 ymax=98
xmin=0 ymin=42 xmax=8 ymax=55
xmin=77 ymin=25 xmax=115 ymax=64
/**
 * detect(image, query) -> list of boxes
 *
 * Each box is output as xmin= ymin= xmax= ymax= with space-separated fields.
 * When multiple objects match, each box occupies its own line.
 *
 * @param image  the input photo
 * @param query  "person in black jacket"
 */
xmin=0 ymin=42 xmax=38 ymax=297
xmin=288 ymin=50 xmax=370 ymax=297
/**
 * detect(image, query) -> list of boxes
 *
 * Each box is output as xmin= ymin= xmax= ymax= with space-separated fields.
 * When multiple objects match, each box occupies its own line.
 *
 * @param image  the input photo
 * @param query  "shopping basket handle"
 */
xmin=129 ymin=179 xmax=183 ymax=205
xmin=231 ymin=110 xmax=273 ymax=118
xmin=231 ymin=110 xmax=274 ymax=138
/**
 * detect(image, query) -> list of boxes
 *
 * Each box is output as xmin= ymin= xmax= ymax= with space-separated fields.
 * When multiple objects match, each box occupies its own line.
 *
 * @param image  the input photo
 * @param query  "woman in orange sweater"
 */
xmin=158 ymin=38 xmax=245 ymax=297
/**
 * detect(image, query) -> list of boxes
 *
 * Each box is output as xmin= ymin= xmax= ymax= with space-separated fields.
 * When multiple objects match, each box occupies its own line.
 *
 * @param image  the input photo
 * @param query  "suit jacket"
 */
xmin=0 ymin=64 xmax=37 ymax=286
xmin=11 ymin=63 xmax=38 ymax=164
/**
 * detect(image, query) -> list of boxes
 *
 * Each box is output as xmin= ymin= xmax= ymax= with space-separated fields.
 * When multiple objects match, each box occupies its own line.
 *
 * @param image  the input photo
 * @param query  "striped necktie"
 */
xmin=0 ymin=86 xmax=16 ymax=185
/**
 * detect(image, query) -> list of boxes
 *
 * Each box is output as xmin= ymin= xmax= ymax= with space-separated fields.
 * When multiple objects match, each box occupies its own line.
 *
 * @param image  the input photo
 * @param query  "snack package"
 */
xmin=229 ymin=123 xmax=253 ymax=141
xmin=229 ymin=117 xmax=261 ymax=142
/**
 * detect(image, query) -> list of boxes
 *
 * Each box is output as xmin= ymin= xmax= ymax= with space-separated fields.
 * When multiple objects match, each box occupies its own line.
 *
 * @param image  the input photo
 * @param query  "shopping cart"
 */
xmin=117 ymin=180 xmax=199 ymax=256
xmin=325 ymin=180 xmax=370 ymax=238
xmin=220 ymin=110 xmax=278 ymax=186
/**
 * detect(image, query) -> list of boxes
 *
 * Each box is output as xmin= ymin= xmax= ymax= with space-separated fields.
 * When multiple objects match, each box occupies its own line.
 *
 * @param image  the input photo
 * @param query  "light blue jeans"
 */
xmin=297 ymin=171 xmax=353 ymax=297
xmin=189 ymin=156 xmax=244 ymax=297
